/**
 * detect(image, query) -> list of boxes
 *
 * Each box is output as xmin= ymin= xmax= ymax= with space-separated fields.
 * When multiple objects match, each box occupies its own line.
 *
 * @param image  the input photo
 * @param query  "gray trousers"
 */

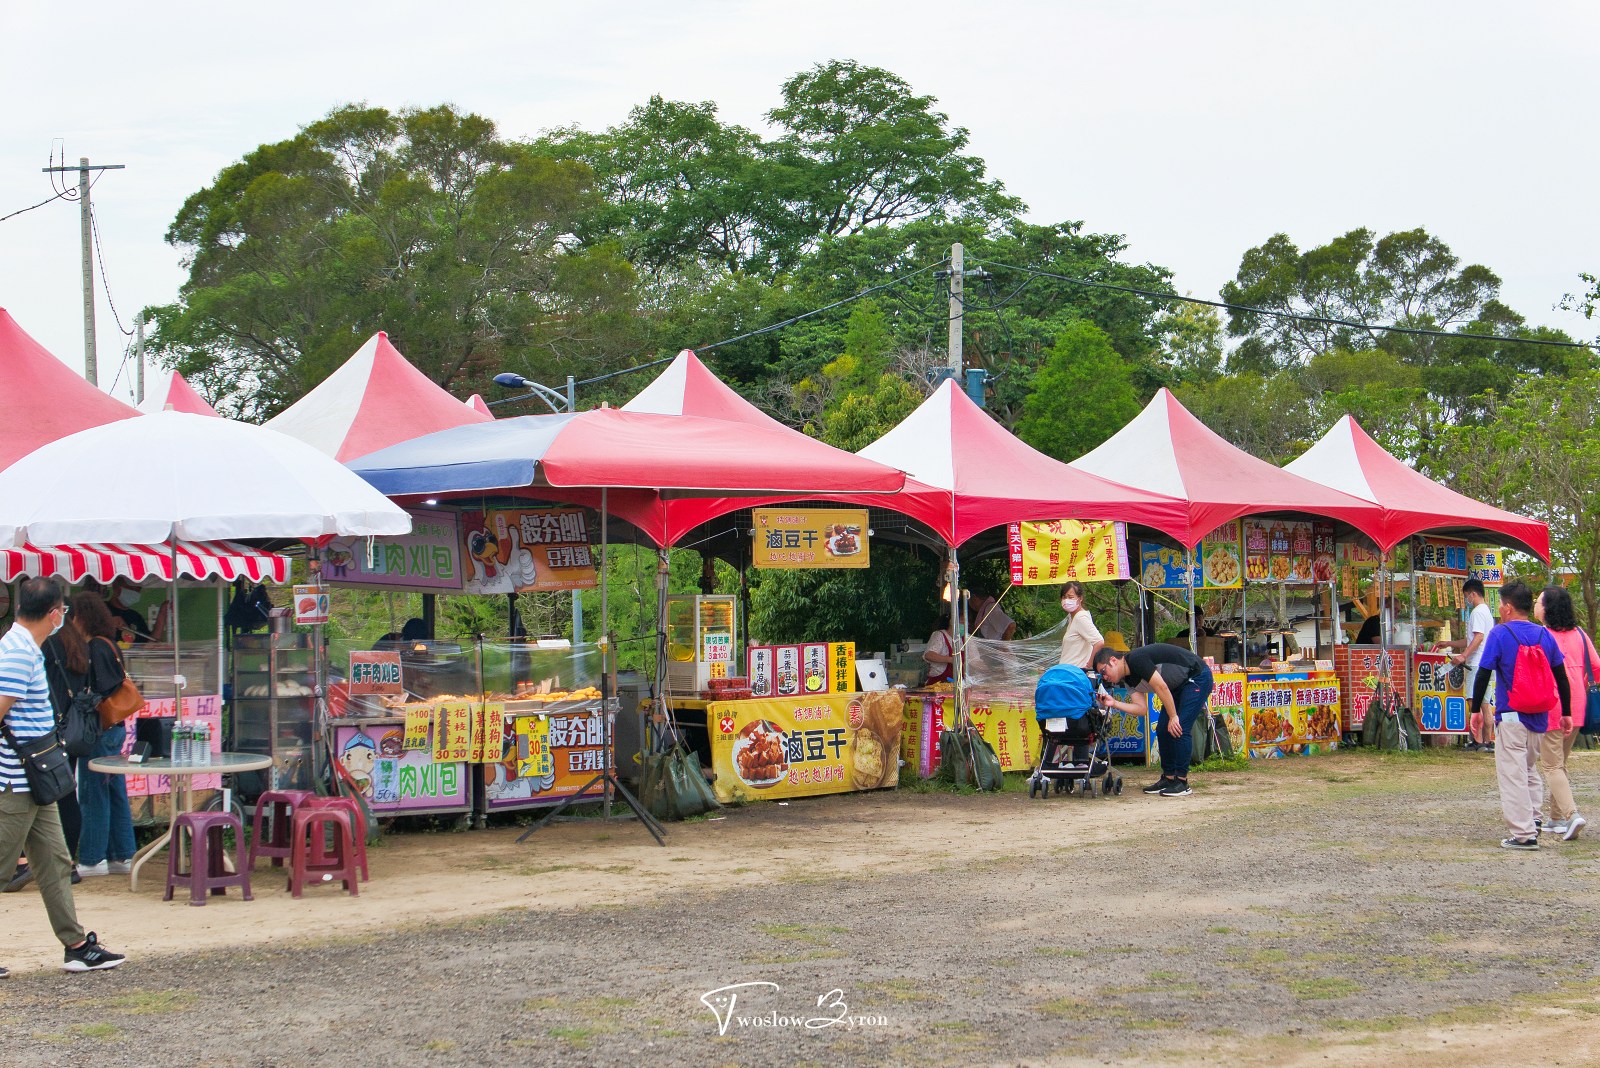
xmin=0 ymin=788 xmax=86 ymax=948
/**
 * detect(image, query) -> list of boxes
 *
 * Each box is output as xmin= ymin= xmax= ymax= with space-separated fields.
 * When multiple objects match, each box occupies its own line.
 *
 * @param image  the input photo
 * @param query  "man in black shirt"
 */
xmin=1094 ymin=643 xmax=1215 ymax=796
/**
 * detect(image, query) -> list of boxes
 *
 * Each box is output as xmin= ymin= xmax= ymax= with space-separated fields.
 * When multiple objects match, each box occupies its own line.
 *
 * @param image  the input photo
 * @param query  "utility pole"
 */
xmin=947 ymin=242 xmax=964 ymax=376
xmin=42 ymin=157 xmax=125 ymax=385
xmin=133 ymin=312 xmax=146 ymax=404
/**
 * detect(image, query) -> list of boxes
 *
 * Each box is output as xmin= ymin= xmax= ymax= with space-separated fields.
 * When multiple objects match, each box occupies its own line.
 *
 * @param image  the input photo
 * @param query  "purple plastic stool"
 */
xmin=165 ymin=810 xmax=253 ymax=906
xmin=248 ymin=789 xmax=315 ymax=870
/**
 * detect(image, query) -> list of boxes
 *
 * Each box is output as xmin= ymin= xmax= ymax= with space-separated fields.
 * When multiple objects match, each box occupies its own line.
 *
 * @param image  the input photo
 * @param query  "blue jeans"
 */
xmin=1157 ymin=666 xmax=1215 ymax=780
xmin=77 ymin=722 xmax=135 ymax=866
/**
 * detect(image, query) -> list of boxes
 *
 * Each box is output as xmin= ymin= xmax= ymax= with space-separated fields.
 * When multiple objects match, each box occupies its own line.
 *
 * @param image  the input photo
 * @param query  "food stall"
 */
xmin=324 ymin=503 xmax=618 ymax=820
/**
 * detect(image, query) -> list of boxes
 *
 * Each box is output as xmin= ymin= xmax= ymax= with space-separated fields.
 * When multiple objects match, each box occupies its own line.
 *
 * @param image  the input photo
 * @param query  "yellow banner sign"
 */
xmin=431 ymin=701 xmax=475 ymax=763
xmin=708 ymin=691 xmax=902 ymax=802
xmin=967 ymin=697 xmax=1044 ymax=771
xmin=752 ymin=508 xmax=869 ymax=569
xmin=1008 ymin=520 xmax=1130 ymax=585
xmin=515 ymin=714 xmax=553 ymax=780
xmin=402 ymin=705 xmax=434 ymax=751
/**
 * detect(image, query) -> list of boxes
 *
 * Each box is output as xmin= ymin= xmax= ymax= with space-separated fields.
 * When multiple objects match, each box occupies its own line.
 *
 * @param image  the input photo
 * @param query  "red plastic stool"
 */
xmin=303 ymin=797 xmax=369 ymax=881
xmin=248 ymin=789 xmax=315 ymax=870
xmin=287 ymin=806 xmax=359 ymax=898
xmin=165 ymin=811 xmax=253 ymax=906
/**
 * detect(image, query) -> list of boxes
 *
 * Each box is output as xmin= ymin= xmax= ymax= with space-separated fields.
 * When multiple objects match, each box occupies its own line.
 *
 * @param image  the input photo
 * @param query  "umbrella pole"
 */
xmin=170 ymin=540 xmax=183 ymax=705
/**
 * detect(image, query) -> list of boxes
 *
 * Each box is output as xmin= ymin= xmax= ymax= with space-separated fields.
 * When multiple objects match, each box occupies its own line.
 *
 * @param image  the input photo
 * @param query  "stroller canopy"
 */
xmin=1035 ymin=664 xmax=1095 ymax=720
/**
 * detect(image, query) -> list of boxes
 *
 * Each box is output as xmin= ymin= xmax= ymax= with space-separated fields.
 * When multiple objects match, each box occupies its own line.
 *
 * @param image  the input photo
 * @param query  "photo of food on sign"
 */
xmin=824 ymin=523 xmax=862 ymax=557
xmin=733 ymin=720 xmax=789 ymax=787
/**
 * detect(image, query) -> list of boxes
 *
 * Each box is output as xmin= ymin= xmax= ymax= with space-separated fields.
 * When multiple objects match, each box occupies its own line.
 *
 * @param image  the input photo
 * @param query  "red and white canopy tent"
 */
xmin=139 ymin=370 xmax=220 ymax=417
xmin=1284 ymin=416 xmax=1550 ymax=560
xmin=264 ymin=331 xmax=491 ymax=461
xmin=0 ymin=539 xmax=288 ymax=585
xmin=1071 ymin=388 xmax=1388 ymax=549
xmin=622 ymin=349 xmax=793 ymax=431
xmin=464 ymin=394 xmax=493 ymax=417
xmin=0 ymin=307 xmax=139 ymax=471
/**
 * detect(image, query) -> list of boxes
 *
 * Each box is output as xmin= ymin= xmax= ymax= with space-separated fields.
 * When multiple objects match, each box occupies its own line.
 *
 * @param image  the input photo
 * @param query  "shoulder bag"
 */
xmin=48 ymin=653 xmax=102 ymax=758
xmin=1 ymin=721 xmax=77 ymax=806
xmin=1580 ymin=631 xmax=1600 ymax=735
xmin=92 ymin=637 xmax=143 ymax=728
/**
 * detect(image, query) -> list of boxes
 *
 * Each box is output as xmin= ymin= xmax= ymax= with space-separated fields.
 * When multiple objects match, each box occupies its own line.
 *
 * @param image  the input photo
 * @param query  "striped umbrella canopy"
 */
xmin=0 ymin=539 xmax=289 ymax=585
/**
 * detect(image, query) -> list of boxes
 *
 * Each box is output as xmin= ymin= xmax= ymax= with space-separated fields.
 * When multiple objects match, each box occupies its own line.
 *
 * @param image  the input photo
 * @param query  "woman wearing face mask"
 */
xmin=1058 ymin=582 xmax=1105 ymax=668
xmin=69 ymin=591 xmax=137 ymax=878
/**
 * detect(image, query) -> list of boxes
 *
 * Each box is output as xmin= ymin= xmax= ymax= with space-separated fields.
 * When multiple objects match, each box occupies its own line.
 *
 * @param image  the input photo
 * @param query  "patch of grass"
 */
xmin=1038 ymin=997 xmax=1089 ymax=1019
xmin=756 ymin=922 xmax=848 ymax=945
xmin=869 ymin=978 xmax=936 ymax=1003
xmin=1325 ymin=1016 xmax=1406 ymax=1033
xmin=1206 ymin=926 xmax=1233 ymax=934
xmin=102 ymin=990 xmax=196 ymax=1015
xmin=744 ymin=949 xmax=846 ymax=965
xmin=1288 ymin=977 xmax=1363 ymax=1000
xmin=421 ymin=1039 xmax=456 ymax=1052
xmin=550 ymin=1024 xmax=615 ymax=1049
xmin=73 ymin=1023 xmax=121 ymax=1040
xmin=1032 ymin=946 xmax=1087 ymax=958
xmin=1193 ymin=752 xmax=1252 ymax=773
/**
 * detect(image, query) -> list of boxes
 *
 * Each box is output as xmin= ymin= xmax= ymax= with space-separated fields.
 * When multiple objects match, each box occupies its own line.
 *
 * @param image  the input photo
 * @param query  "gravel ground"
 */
xmin=3 ymin=749 xmax=1598 ymax=1067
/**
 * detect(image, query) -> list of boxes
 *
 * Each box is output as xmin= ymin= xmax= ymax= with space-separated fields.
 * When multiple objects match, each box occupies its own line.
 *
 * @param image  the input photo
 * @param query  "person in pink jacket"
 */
xmin=1534 ymin=585 xmax=1590 ymax=841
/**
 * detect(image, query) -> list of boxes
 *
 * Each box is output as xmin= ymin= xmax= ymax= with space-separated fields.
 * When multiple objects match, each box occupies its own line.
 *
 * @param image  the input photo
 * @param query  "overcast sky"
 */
xmin=4 ymin=1 xmax=1596 ymax=401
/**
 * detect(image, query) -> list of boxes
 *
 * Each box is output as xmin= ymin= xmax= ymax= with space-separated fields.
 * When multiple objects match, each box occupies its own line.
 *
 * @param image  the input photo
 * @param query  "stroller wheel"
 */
xmin=1029 ymin=778 xmax=1040 ymax=799
xmin=1113 ymin=776 xmax=1124 ymax=795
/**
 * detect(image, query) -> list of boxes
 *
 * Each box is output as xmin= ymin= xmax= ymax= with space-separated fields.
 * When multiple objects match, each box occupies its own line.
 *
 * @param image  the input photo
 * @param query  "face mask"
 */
xmin=50 ymin=611 xmax=65 ymax=636
xmin=1062 ymin=598 xmax=1081 ymax=613
xmin=116 ymin=587 xmax=139 ymax=608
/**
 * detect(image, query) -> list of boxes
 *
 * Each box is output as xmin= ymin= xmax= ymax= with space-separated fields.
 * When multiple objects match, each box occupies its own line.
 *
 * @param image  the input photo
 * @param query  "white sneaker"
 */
xmin=75 ymin=861 xmax=109 ymax=878
xmin=1547 ymin=820 xmax=1570 ymax=837
xmin=1564 ymin=814 xmax=1587 ymax=842
xmin=105 ymin=860 xmax=132 ymax=875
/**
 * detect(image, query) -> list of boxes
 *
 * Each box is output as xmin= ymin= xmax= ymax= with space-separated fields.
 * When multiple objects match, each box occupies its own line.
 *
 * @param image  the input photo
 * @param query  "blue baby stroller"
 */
xmin=1027 ymin=664 xmax=1123 ymax=798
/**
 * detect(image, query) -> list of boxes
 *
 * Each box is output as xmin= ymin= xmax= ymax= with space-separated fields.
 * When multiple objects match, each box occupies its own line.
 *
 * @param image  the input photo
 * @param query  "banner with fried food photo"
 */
xmin=707 ymin=692 xmax=903 ymax=803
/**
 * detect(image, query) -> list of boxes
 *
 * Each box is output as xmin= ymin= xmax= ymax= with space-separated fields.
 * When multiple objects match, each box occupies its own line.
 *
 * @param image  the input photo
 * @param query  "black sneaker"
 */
xmin=0 ymin=965 xmax=9 ymax=979
xmin=70 ymin=868 xmax=81 ymax=885
xmin=3 ymin=864 xmax=32 ymax=893
xmin=1160 ymin=779 xmax=1193 ymax=797
xmin=1483 ymin=743 xmax=1495 ymax=754
xmin=1142 ymin=777 xmax=1173 ymax=794
xmin=1499 ymin=837 xmax=1539 ymax=851
xmin=63 ymin=932 xmax=125 ymax=973
xmin=1463 ymin=741 xmax=1480 ymax=751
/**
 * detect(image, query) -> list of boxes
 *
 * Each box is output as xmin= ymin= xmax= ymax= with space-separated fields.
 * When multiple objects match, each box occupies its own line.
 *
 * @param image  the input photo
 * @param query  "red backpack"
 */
xmin=1506 ymin=626 xmax=1559 ymax=715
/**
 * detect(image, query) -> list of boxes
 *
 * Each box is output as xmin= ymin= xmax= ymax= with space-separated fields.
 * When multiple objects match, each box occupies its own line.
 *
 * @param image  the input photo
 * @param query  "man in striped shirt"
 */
xmin=1 ymin=578 xmax=126 ymax=975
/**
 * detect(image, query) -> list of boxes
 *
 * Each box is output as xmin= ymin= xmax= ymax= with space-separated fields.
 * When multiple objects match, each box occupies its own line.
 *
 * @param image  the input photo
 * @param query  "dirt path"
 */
xmin=3 ymin=749 xmax=1598 ymax=1067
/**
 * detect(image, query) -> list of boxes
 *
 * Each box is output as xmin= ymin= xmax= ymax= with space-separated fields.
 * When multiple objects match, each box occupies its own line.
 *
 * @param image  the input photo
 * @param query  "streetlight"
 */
xmin=491 ymin=372 xmax=574 ymax=413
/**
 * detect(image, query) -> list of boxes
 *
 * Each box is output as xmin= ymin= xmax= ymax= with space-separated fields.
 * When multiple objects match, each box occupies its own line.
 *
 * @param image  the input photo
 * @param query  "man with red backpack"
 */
xmin=1469 ymin=580 xmax=1572 ymax=850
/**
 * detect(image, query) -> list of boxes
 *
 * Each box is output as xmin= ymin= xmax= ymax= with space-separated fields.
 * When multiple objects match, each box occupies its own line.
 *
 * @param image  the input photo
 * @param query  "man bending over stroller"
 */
xmin=1093 ymin=643 xmax=1215 ymax=797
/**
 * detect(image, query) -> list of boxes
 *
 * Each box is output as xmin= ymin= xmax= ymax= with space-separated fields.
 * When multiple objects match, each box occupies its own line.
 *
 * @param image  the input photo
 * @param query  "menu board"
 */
xmin=1199 ymin=522 xmax=1243 ymax=589
xmin=1139 ymin=523 xmax=1242 ymax=590
xmin=1009 ymin=520 xmax=1130 ymax=585
xmin=1245 ymin=520 xmax=1331 ymax=584
xmin=1245 ymin=674 xmax=1341 ymax=756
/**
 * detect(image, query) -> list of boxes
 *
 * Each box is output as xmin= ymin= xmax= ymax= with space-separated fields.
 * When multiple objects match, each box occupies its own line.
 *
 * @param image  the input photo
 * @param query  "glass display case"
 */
xmin=664 ymin=594 xmax=739 ymax=695
xmin=231 ymin=631 xmax=317 ymax=794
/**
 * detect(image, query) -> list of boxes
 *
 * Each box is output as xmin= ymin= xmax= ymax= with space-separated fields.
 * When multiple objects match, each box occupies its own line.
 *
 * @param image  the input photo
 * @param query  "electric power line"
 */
xmin=89 ymin=206 xmax=134 ymax=336
xmin=972 ymin=258 xmax=1595 ymax=351
xmin=693 ymin=258 xmax=951 ymax=353
xmin=0 ymin=189 xmax=73 ymax=223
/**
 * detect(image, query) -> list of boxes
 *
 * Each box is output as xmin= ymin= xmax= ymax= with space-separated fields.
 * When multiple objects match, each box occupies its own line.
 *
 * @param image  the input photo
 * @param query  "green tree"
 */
xmin=817 ymin=373 xmax=926 ymax=452
xmin=1444 ymin=372 xmax=1600 ymax=627
xmin=1015 ymin=320 xmax=1142 ymax=461
xmin=748 ymin=544 xmax=944 ymax=652
xmin=766 ymin=60 xmax=1022 ymax=254
xmin=148 ymin=104 xmax=639 ymax=419
xmin=1220 ymin=227 xmax=1501 ymax=372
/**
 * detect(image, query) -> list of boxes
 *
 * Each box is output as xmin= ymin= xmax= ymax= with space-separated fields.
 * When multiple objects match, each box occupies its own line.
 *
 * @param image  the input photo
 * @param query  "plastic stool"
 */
xmin=248 ymin=789 xmax=315 ymax=870
xmin=287 ymin=806 xmax=359 ymax=898
xmin=165 ymin=811 xmax=253 ymax=906
xmin=303 ymin=796 xmax=369 ymax=881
